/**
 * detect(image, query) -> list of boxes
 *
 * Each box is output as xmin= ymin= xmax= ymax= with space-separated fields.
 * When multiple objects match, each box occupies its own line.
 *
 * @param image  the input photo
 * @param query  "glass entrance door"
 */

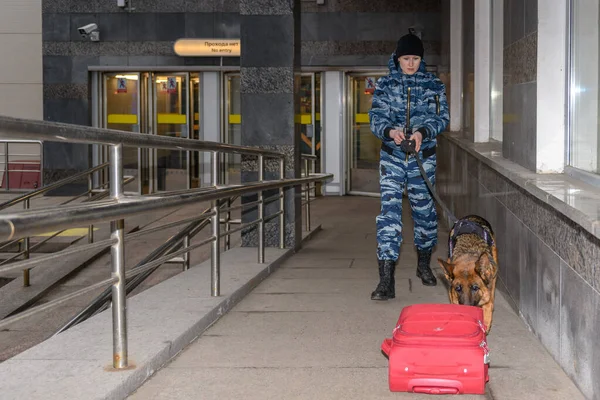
xmin=154 ymin=73 xmax=190 ymax=192
xmin=99 ymin=71 xmax=200 ymax=194
xmin=224 ymin=73 xmax=241 ymax=185
xmin=190 ymin=74 xmax=201 ymax=188
xmin=347 ymin=73 xmax=385 ymax=195
xmin=104 ymin=73 xmax=142 ymax=193
xmin=139 ymin=72 xmax=152 ymax=193
xmin=299 ymin=73 xmax=322 ymax=179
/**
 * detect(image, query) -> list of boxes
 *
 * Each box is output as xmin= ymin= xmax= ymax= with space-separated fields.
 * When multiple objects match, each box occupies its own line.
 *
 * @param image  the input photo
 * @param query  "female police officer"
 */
xmin=368 ymin=31 xmax=449 ymax=300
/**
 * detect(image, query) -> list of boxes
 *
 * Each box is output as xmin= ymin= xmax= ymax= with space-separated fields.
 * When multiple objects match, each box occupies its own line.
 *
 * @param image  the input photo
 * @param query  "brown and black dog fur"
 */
xmin=437 ymin=215 xmax=499 ymax=334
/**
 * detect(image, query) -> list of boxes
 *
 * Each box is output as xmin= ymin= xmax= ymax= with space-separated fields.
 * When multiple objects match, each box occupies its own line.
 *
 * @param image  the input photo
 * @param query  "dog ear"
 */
xmin=437 ymin=258 xmax=454 ymax=281
xmin=475 ymin=253 xmax=497 ymax=284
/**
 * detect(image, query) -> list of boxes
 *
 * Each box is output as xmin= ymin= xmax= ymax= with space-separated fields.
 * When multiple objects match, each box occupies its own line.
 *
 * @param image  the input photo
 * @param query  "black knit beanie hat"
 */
xmin=395 ymin=30 xmax=424 ymax=58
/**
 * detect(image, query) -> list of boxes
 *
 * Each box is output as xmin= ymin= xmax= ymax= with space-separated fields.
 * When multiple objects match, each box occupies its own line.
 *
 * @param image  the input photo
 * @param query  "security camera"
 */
xmin=78 ymin=23 xmax=98 ymax=36
xmin=78 ymin=23 xmax=100 ymax=41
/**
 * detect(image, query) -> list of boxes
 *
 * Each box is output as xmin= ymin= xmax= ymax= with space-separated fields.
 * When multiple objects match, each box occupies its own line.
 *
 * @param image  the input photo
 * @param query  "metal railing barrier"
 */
xmin=301 ymin=154 xmax=318 ymax=231
xmin=0 ymin=162 xmax=124 ymax=286
xmin=0 ymin=140 xmax=43 ymax=191
xmin=0 ymin=115 xmax=332 ymax=370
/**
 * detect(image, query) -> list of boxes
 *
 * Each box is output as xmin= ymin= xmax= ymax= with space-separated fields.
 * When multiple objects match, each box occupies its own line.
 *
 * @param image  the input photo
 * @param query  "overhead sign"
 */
xmin=174 ymin=39 xmax=241 ymax=57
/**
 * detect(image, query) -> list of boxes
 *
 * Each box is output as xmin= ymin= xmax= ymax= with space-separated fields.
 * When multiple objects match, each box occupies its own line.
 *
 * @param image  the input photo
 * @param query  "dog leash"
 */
xmin=399 ymin=138 xmax=458 ymax=225
xmin=400 ymin=87 xmax=457 ymax=226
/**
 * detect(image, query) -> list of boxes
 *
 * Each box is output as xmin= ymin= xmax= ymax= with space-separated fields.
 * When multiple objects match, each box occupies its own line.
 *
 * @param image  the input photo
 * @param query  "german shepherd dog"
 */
xmin=437 ymin=215 xmax=499 ymax=334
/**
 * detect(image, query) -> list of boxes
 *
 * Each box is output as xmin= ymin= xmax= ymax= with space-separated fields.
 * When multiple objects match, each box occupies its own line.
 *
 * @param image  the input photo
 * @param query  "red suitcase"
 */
xmin=381 ymin=303 xmax=490 ymax=395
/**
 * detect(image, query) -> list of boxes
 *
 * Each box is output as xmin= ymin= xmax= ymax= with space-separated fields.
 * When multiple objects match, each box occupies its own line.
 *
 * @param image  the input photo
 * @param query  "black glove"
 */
xmin=400 ymin=127 xmax=416 ymax=153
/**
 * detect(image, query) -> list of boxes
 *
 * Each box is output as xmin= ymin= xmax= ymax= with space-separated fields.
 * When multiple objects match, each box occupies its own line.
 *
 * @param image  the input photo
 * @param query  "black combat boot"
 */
xmin=371 ymin=260 xmax=396 ymax=300
xmin=416 ymin=249 xmax=437 ymax=286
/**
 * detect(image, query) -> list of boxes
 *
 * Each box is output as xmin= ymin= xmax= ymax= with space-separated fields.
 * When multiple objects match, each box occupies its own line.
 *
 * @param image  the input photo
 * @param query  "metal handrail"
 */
xmin=56 ymin=195 xmax=237 ymax=335
xmin=0 ymin=115 xmax=332 ymax=371
xmin=301 ymin=154 xmax=319 ymax=230
xmin=0 ymin=161 xmax=116 ymax=287
xmin=54 ymin=203 xmax=216 ymax=334
xmin=0 ymin=175 xmax=134 ymax=268
xmin=0 ymin=162 xmax=109 ymax=211
xmin=0 ymin=174 xmax=327 ymax=242
xmin=0 ymin=116 xmax=283 ymax=158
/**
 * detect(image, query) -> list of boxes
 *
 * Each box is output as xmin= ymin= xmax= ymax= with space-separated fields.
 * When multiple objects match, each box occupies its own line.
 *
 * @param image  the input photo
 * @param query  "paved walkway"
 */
xmin=128 ymin=196 xmax=584 ymax=400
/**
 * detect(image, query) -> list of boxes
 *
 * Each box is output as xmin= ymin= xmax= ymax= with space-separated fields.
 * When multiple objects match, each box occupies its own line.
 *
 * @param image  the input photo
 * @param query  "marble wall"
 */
xmin=437 ymin=134 xmax=600 ymax=399
xmin=300 ymin=0 xmax=443 ymax=67
xmin=239 ymin=0 xmax=302 ymax=249
xmin=502 ymin=0 xmax=537 ymax=171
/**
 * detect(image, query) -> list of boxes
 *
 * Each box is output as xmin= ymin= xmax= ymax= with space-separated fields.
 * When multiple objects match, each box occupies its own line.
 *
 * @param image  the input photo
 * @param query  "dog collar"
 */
xmin=448 ymin=219 xmax=494 ymax=259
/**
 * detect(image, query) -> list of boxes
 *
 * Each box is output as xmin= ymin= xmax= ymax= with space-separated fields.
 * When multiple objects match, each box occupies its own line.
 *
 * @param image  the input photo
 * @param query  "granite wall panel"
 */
xmin=301 ymin=0 xmax=441 ymax=13
xmin=240 ymin=2 xmax=302 ymax=249
xmin=560 ymin=262 xmax=600 ymax=400
xmin=97 ymin=13 xmax=130 ymax=41
xmin=537 ymin=239 xmax=561 ymax=362
xmin=438 ymin=135 xmax=600 ymax=400
xmin=520 ymin=225 xmax=538 ymax=329
xmin=43 ymin=56 xmax=72 ymax=84
xmin=42 ymin=13 xmax=71 ymax=41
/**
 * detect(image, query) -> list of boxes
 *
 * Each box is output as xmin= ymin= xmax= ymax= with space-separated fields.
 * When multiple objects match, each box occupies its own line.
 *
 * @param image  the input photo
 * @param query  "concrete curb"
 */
xmin=0 ymin=225 xmax=322 ymax=400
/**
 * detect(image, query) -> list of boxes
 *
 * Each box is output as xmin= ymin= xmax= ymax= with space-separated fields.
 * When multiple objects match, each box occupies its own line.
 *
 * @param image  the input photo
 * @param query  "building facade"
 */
xmin=41 ymin=0 xmax=445 ymax=190
xmin=0 ymin=0 xmax=43 ymax=190
xmin=0 ymin=0 xmax=598 ymax=397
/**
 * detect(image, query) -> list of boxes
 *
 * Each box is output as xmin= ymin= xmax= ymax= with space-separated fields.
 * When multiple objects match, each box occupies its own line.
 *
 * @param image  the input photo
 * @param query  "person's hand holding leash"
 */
xmin=412 ymin=131 xmax=423 ymax=152
xmin=389 ymin=129 xmax=405 ymax=145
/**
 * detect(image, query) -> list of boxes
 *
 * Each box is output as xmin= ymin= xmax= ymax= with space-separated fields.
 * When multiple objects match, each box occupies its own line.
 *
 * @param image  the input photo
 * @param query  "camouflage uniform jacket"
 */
xmin=368 ymin=54 xmax=450 ymax=157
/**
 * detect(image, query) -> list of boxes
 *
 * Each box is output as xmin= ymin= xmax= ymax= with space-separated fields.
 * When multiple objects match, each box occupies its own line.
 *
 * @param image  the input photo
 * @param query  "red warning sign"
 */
xmin=167 ymin=77 xmax=177 ymax=94
xmin=116 ymin=78 xmax=127 ymax=93
xmin=365 ymin=77 xmax=376 ymax=94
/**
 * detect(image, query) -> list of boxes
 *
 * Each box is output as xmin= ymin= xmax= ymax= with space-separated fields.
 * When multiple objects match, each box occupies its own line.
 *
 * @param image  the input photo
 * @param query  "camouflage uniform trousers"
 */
xmin=376 ymin=148 xmax=438 ymax=261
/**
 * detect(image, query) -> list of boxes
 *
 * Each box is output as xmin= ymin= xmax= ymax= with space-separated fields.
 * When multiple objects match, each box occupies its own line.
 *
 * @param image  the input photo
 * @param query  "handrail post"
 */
xmin=109 ymin=143 xmax=128 ymax=369
xmin=39 ymin=141 xmax=44 ymax=188
xmin=88 ymin=173 xmax=94 ymax=244
xmin=279 ymin=158 xmax=285 ymax=249
xmin=225 ymin=197 xmax=231 ymax=251
xmin=258 ymin=155 xmax=265 ymax=263
xmin=4 ymin=142 xmax=9 ymax=191
xmin=304 ymin=158 xmax=310 ymax=231
xmin=211 ymin=151 xmax=220 ymax=296
xmin=311 ymin=158 xmax=316 ymax=198
xmin=182 ymin=235 xmax=190 ymax=271
xmin=23 ymin=198 xmax=31 ymax=287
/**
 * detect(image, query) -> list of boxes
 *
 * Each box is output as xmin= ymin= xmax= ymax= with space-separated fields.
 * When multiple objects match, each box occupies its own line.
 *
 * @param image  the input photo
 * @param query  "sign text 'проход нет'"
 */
xmin=174 ymin=39 xmax=241 ymax=57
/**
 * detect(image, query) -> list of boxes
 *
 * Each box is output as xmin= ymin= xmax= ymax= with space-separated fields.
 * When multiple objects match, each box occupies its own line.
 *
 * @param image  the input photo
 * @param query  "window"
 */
xmin=569 ymin=0 xmax=600 ymax=174
xmin=489 ymin=0 xmax=503 ymax=142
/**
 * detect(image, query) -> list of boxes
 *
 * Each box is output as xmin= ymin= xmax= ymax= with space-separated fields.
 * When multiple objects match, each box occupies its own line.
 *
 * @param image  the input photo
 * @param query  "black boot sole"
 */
xmin=371 ymin=296 xmax=396 ymax=301
xmin=371 ymin=292 xmax=395 ymax=300
xmin=416 ymin=270 xmax=437 ymax=286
